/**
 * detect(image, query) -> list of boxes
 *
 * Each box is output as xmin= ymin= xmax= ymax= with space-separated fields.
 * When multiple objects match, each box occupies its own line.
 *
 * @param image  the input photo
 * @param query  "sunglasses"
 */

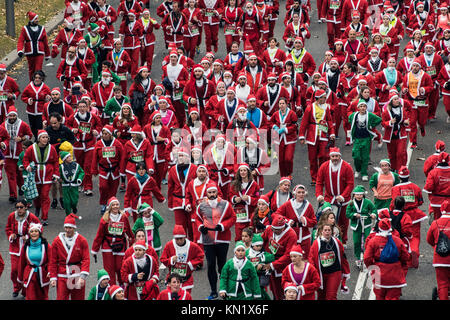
xmin=16 ymin=206 xmax=25 ymax=209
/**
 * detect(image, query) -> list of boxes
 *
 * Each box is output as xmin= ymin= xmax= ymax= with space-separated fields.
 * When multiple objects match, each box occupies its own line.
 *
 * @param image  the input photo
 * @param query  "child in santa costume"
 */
xmin=49 ymin=213 xmax=90 ymax=300
xmin=91 ymin=197 xmax=134 ymax=286
xmin=426 ymin=199 xmax=450 ymax=300
xmin=346 ymin=185 xmax=377 ymax=267
xmin=132 ymin=202 xmax=164 ymax=256
xmin=369 ymin=159 xmax=400 ymax=209
xmin=120 ymin=239 xmax=159 ymax=300
xmin=219 ymin=241 xmax=262 ymax=300
xmin=59 ymin=151 xmax=84 ymax=216
xmin=157 ymin=273 xmax=193 ymax=300
xmin=423 ymin=152 xmax=450 ymax=221
xmin=160 ymin=224 xmax=205 ymax=293
xmin=363 ymin=217 xmax=409 ymax=300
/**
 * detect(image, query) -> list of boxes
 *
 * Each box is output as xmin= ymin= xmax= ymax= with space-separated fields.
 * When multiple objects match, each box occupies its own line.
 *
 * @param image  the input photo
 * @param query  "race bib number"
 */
xmin=414 ymin=99 xmax=426 ymax=107
xmin=87 ymin=71 xmax=93 ymax=79
xmin=144 ymin=220 xmax=154 ymax=231
xmin=330 ymin=0 xmax=340 ymax=9
xmin=102 ymin=146 xmax=116 ymax=158
xmin=131 ymin=150 xmax=144 ymax=163
xmin=136 ymin=284 xmax=143 ymax=295
xmin=73 ymin=11 xmax=82 ymax=20
xmin=401 ymin=189 xmax=415 ymax=203
xmin=0 ymin=91 xmax=8 ymax=101
xmin=356 ymin=31 xmax=364 ymax=41
xmin=118 ymin=73 xmax=127 ymax=81
xmin=426 ymin=66 xmax=436 ymax=76
xmin=320 ymin=251 xmax=336 ymax=268
xmin=269 ymin=239 xmax=280 ymax=255
xmin=205 ymin=9 xmax=215 ymax=17
xmin=295 ymin=63 xmax=303 ymax=73
xmin=235 ymin=136 xmax=246 ymax=149
xmin=108 ymin=221 xmax=124 ymax=236
xmin=421 ymin=29 xmax=426 ymax=36
xmin=173 ymin=90 xmax=183 ymax=101
xmin=173 ymin=262 xmax=188 ymax=277
xmin=250 ymin=257 xmax=260 ymax=267
xmin=318 ymin=120 xmax=328 ymax=134
xmin=79 ymin=121 xmax=91 ymax=134
xmin=235 ymin=208 xmax=248 ymax=221
xmin=225 ymin=25 xmax=236 ymax=35
xmin=190 ymin=26 xmax=200 ymax=35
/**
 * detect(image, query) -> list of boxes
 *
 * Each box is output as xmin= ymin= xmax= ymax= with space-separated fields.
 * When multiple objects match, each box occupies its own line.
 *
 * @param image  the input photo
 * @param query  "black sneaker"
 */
xmin=51 ymin=199 xmax=58 ymax=209
xmin=41 ymin=220 xmax=48 ymax=226
xmin=35 ymin=207 xmax=40 ymax=218
xmin=59 ymin=198 xmax=65 ymax=209
xmin=119 ymin=182 xmax=126 ymax=192
xmin=18 ymin=189 xmax=24 ymax=196
xmin=9 ymin=197 xmax=17 ymax=203
xmin=12 ymin=292 xmax=19 ymax=298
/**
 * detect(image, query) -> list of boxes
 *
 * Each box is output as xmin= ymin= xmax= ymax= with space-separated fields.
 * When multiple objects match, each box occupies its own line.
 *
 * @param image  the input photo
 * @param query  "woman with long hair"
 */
xmin=261 ymin=38 xmax=287 ymax=76
xmin=182 ymin=0 xmax=203 ymax=58
xmin=223 ymin=0 xmax=242 ymax=53
xmin=128 ymin=66 xmax=156 ymax=125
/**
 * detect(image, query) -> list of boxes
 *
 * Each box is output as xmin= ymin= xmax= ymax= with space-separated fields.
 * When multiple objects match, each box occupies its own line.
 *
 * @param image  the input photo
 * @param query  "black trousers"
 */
xmin=28 ymin=114 xmax=43 ymax=140
xmin=204 ymin=243 xmax=229 ymax=294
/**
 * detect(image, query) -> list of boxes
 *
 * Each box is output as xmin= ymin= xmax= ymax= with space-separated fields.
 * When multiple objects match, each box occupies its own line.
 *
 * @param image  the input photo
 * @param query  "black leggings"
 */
xmin=28 ymin=114 xmax=43 ymax=140
xmin=204 ymin=243 xmax=229 ymax=293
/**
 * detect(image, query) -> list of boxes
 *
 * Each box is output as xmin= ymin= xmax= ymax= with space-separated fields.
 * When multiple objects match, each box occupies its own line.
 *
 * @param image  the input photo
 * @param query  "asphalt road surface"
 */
xmin=0 ymin=0 xmax=448 ymax=300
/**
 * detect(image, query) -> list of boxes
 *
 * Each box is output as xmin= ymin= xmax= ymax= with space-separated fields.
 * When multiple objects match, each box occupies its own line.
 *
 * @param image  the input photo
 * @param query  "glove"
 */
xmin=445 ymin=82 xmax=450 ymax=89
xmin=214 ymin=224 xmax=222 ymax=232
xmin=273 ymin=125 xmax=279 ymax=131
xmin=60 ymin=75 xmax=66 ymax=81
xmin=18 ymin=52 xmax=24 ymax=58
xmin=199 ymin=226 xmax=208 ymax=235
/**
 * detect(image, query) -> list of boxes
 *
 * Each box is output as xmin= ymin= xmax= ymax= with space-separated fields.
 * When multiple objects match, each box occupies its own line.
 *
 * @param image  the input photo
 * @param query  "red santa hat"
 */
xmin=107 ymin=196 xmax=120 ymax=209
xmin=412 ymin=29 xmax=423 ymax=37
xmin=7 ymin=106 xmax=18 ymax=116
xmin=142 ymin=8 xmax=150 ymax=15
xmin=403 ymin=43 xmax=415 ymax=53
xmin=387 ymin=90 xmax=399 ymax=104
xmin=279 ymin=176 xmax=292 ymax=185
xmin=329 ymin=147 xmax=341 ymax=156
xmin=352 ymin=10 xmax=361 ymax=18
xmin=137 ymin=66 xmax=148 ymax=74
xmin=150 ymin=110 xmax=161 ymax=121
xmin=435 ymin=140 xmax=446 ymax=152
xmin=293 ymin=36 xmax=303 ymax=44
xmin=169 ymin=50 xmax=178 ymax=57
xmin=205 ymin=52 xmax=215 ymax=58
xmin=378 ymin=218 xmax=392 ymax=232
xmin=237 ymin=163 xmax=250 ymax=172
xmin=440 ymin=2 xmax=449 ymax=9
xmin=246 ymin=133 xmax=258 ymax=145
xmin=191 ymin=144 xmax=202 ymax=153
xmin=357 ymin=76 xmax=367 ymax=84
xmin=236 ymin=105 xmax=247 ymax=113
xmin=416 ymin=1 xmax=425 ymax=8
xmin=193 ymin=64 xmax=205 ymax=72
xmin=127 ymin=9 xmax=137 ymax=16
xmin=189 ymin=107 xmax=200 ymax=116
xmin=206 ymin=182 xmax=218 ymax=192
xmin=314 ymin=89 xmax=326 ymax=98
xmin=168 ymin=42 xmax=177 ymax=51
xmin=293 ymin=184 xmax=307 ymax=194
xmin=257 ymin=194 xmax=270 ymax=207
xmin=247 ymin=94 xmax=257 ymax=102
xmin=133 ymin=240 xmax=147 ymax=251
xmin=271 ymin=214 xmax=286 ymax=229
xmin=329 ymin=57 xmax=339 ymax=65
xmin=318 ymin=77 xmax=328 ymax=86
xmin=334 ymin=39 xmax=343 ymax=45
xmin=412 ymin=58 xmax=422 ymax=67
xmin=227 ymin=86 xmax=236 ymax=94
xmin=196 ymin=164 xmax=208 ymax=174
xmin=64 ymin=213 xmax=82 ymax=229
xmin=27 ymin=11 xmax=39 ymax=22
xmin=129 ymin=124 xmax=144 ymax=136
xmin=0 ymin=63 xmax=6 ymax=72
xmin=280 ymin=72 xmax=292 ymax=80
xmin=178 ymin=147 xmax=190 ymax=157
xmin=398 ymin=166 xmax=410 ymax=178
xmin=325 ymin=50 xmax=334 ymax=57
xmin=215 ymin=133 xmax=226 ymax=142
xmin=158 ymin=96 xmax=169 ymax=105
xmin=28 ymin=222 xmax=43 ymax=234
xmin=424 ymin=42 xmax=435 ymax=49
xmin=173 ymin=225 xmax=187 ymax=238
xmin=267 ymin=72 xmax=277 ymax=80
xmin=290 ymin=244 xmax=305 ymax=256
xmin=369 ymin=47 xmax=379 ymax=54
xmin=284 ymin=282 xmax=299 ymax=293
xmin=108 ymin=285 xmax=123 ymax=299
xmin=223 ymin=69 xmax=233 ymax=77
xmin=101 ymin=70 xmax=112 ymax=77
xmin=200 ymin=57 xmax=211 ymax=65
xmin=441 ymin=200 xmax=450 ymax=214
xmin=102 ymin=125 xmax=114 ymax=135
xmin=81 ymin=94 xmax=92 ymax=101
xmin=439 ymin=152 xmax=450 ymax=163
xmin=244 ymin=38 xmax=254 ymax=53
xmin=37 ymin=129 xmax=48 ymax=140
xmin=377 ymin=208 xmax=390 ymax=220
xmin=213 ymin=59 xmax=223 ymax=66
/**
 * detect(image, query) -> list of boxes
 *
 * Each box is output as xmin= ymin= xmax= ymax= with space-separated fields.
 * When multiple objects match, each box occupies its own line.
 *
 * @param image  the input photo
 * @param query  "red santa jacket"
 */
xmin=161 ymin=11 xmax=188 ymax=44
xmin=229 ymin=179 xmax=260 ymax=224
xmin=240 ymin=64 xmax=268 ymax=93
xmin=64 ymin=0 xmax=91 ymax=30
xmin=390 ymin=182 xmax=427 ymax=224
xmin=286 ymin=49 xmax=316 ymax=80
xmin=381 ymin=99 xmax=411 ymax=143
xmin=49 ymin=232 xmax=90 ymax=281
xmin=276 ymin=199 xmax=317 ymax=243
xmin=406 ymin=11 xmax=435 ymax=39
xmin=106 ymin=49 xmax=131 ymax=76
xmin=270 ymin=107 xmax=299 ymax=145
xmin=256 ymin=84 xmax=290 ymax=116
xmin=343 ymin=38 xmax=366 ymax=62
xmin=416 ymin=53 xmax=444 ymax=84
xmin=341 ymin=0 xmax=369 ymax=27
xmin=5 ymin=211 xmax=40 ymax=256
xmin=363 ymin=233 xmax=409 ymax=288
xmin=423 ymin=163 xmax=450 ymax=208
xmin=120 ymin=253 xmax=159 ymax=300
xmin=262 ymin=224 xmax=298 ymax=276
xmin=315 ymin=159 xmax=354 ymax=205
xmin=140 ymin=17 xmax=160 ymax=46
xmin=236 ymin=146 xmax=271 ymax=190
xmin=157 ymin=287 xmax=192 ymax=300
xmin=124 ymin=175 xmax=165 ymax=216
xmin=22 ymin=143 xmax=59 ymax=184
xmin=117 ymin=0 xmax=143 ymax=20
xmin=91 ymin=137 xmax=126 ymax=179
xmin=123 ymin=138 xmax=155 ymax=176
xmin=161 ymin=63 xmax=190 ymax=97
xmin=282 ymin=22 xmax=311 ymax=51
xmin=18 ymin=239 xmax=52 ymax=288
xmin=359 ymin=57 xmax=386 ymax=75
xmin=17 ymin=24 xmax=50 ymax=58
xmin=168 ymin=163 xmax=198 ymax=210
xmin=0 ymin=76 xmax=20 ymax=119
xmin=198 ymin=0 xmax=224 ymax=25
xmin=183 ymin=78 xmax=217 ymax=121
xmin=119 ymin=19 xmax=144 ymax=50
xmin=42 ymin=100 xmax=74 ymax=126
xmin=66 ymin=111 xmax=102 ymax=151
xmin=427 ymin=214 xmax=450 ymax=267
xmin=281 ymin=262 xmax=321 ymax=300
xmin=298 ymin=102 xmax=335 ymax=145
xmin=92 ymin=81 xmax=115 ymax=110
xmin=213 ymin=97 xmax=247 ymax=130
xmin=51 ymin=28 xmax=83 ymax=59
xmin=143 ymin=123 xmax=171 ymax=164
xmin=160 ymin=239 xmax=205 ymax=290
xmin=1 ymin=119 xmax=32 ymax=159
xmin=402 ymin=70 xmax=433 ymax=107
xmin=321 ymin=0 xmax=344 ymax=23
xmin=56 ymin=57 xmax=88 ymax=91
xmin=397 ymin=56 xmax=415 ymax=76
xmin=342 ymin=22 xmax=370 ymax=44
xmin=91 ymin=213 xmax=134 ymax=255
xmin=423 ymin=152 xmax=442 ymax=177
xmin=437 ymin=64 xmax=450 ymax=97
xmin=21 ymin=82 xmax=51 ymax=115
xmin=76 ymin=46 xmax=96 ymax=76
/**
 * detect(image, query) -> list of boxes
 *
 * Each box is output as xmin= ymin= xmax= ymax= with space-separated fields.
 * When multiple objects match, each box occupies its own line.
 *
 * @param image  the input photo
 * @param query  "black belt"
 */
xmin=173 ymin=193 xmax=185 ymax=199
xmin=67 ymin=260 xmax=81 ymax=266
xmin=99 ymin=164 xmax=118 ymax=172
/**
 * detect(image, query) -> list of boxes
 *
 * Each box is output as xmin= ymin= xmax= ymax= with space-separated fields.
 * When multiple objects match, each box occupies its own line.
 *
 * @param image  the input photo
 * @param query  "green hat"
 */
xmin=353 ymin=185 xmax=366 ymax=195
xmin=357 ymin=99 xmax=367 ymax=106
xmin=234 ymin=241 xmax=246 ymax=252
xmin=89 ymin=23 xmax=99 ymax=32
xmin=380 ymin=159 xmax=391 ymax=166
xmin=251 ymin=234 xmax=263 ymax=247
xmin=59 ymin=151 xmax=71 ymax=161
xmin=97 ymin=269 xmax=110 ymax=284
xmin=137 ymin=202 xmax=152 ymax=213
xmin=321 ymin=201 xmax=333 ymax=212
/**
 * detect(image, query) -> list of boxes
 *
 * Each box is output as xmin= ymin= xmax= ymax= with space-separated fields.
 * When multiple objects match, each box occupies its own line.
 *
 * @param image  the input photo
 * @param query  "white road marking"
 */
xmin=352 ymin=268 xmax=369 ymax=300
xmin=406 ymin=141 xmax=413 ymax=167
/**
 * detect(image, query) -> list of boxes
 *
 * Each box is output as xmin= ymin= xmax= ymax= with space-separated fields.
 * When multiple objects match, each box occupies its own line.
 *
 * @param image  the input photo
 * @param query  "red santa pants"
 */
xmin=25 ymin=280 xmax=49 ymax=300
xmin=269 ymin=275 xmax=284 ymax=300
xmin=125 ymin=48 xmax=141 ymax=79
xmin=386 ymin=138 xmax=407 ymax=172
xmin=298 ymin=238 xmax=312 ymax=259
xmin=141 ymin=44 xmax=155 ymax=72
xmin=56 ymin=278 xmax=85 ymax=300
xmin=184 ymin=36 xmax=199 ymax=59
xmin=268 ymin=20 xmax=276 ymax=39
xmin=102 ymin=252 xmax=124 ymax=285
xmin=234 ymin=221 xmax=250 ymax=242
xmin=317 ymin=0 xmax=324 ymax=19
xmin=427 ymin=87 xmax=440 ymax=119
xmin=326 ymin=22 xmax=342 ymax=49
xmin=5 ymin=158 xmax=24 ymax=198
xmin=153 ymin=162 xmax=168 ymax=189
xmin=342 ymin=105 xmax=351 ymax=143
xmin=409 ymin=221 xmax=421 ymax=262
xmin=409 ymin=107 xmax=428 ymax=144
xmin=10 ymin=254 xmax=23 ymax=293
xmin=34 ymin=183 xmax=52 ymax=221
xmin=219 ymin=184 xmax=230 ymax=203
xmin=98 ymin=176 xmax=120 ymax=205
xmin=26 ymin=55 xmax=44 ymax=81
xmin=373 ymin=286 xmax=402 ymax=300
xmin=317 ymin=270 xmax=342 ymax=300
xmin=203 ymin=24 xmax=219 ymax=52
xmin=174 ymin=209 xmax=194 ymax=241
xmin=278 ymin=141 xmax=296 ymax=177
xmin=172 ymin=100 xmax=187 ymax=128
xmin=443 ymin=95 xmax=450 ymax=117
xmin=435 ymin=267 xmax=450 ymax=300
xmin=333 ymin=104 xmax=342 ymax=137
xmin=432 ymin=205 xmax=443 ymax=220
xmin=307 ymin=140 xmax=328 ymax=182
xmin=74 ymin=149 xmax=93 ymax=191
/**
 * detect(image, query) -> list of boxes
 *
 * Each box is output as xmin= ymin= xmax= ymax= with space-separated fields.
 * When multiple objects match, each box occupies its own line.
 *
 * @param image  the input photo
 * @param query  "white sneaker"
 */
xmin=362 ymin=176 xmax=368 ymax=181
xmin=355 ymin=260 xmax=362 ymax=268
xmin=377 ymin=141 xmax=383 ymax=149
xmin=354 ymin=172 xmax=360 ymax=179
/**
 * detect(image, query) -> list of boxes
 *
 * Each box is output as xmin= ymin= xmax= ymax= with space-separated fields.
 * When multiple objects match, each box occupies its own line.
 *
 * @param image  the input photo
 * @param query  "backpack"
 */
xmin=379 ymin=235 xmax=399 ymax=264
xmin=435 ymin=221 xmax=450 ymax=257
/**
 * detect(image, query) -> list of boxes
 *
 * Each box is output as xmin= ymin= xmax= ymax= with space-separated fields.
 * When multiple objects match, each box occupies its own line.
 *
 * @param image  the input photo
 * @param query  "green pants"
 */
xmin=374 ymin=198 xmax=392 ymax=210
xmin=352 ymin=137 xmax=371 ymax=176
xmin=352 ymin=225 xmax=372 ymax=260
xmin=62 ymin=186 xmax=79 ymax=215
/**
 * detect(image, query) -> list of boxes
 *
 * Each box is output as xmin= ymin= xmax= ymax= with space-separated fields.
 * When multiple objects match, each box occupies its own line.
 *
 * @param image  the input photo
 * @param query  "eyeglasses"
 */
xmin=16 ymin=206 xmax=25 ymax=209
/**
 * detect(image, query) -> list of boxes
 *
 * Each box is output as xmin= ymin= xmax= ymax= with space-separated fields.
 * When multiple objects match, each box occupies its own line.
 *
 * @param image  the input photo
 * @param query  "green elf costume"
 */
xmin=104 ymin=92 xmax=130 ymax=124
xmin=59 ymin=151 xmax=84 ymax=215
xmin=345 ymin=185 xmax=377 ymax=265
xmin=219 ymin=241 xmax=262 ymax=300
xmin=369 ymin=159 xmax=400 ymax=210
xmin=245 ymin=234 xmax=275 ymax=300
xmin=84 ymin=23 xmax=102 ymax=84
xmin=132 ymin=202 xmax=164 ymax=256
xmin=348 ymin=100 xmax=382 ymax=181
xmin=87 ymin=269 xmax=111 ymax=300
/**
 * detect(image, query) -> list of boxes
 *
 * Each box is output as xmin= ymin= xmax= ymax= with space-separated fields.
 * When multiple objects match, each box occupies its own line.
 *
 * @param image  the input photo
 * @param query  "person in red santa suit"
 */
xmin=198 ymin=0 xmax=223 ymax=53
xmin=75 ymin=38 xmax=96 ymax=90
xmin=261 ymin=38 xmax=287 ymax=76
xmin=161 ymin=1 xmax=187 ymax=51
xmin=182 ymin=0 xmax=202 ymax=59
xmin=49 ymin=213 xmax=90 ymax=300
xmin=283 ymin=13 xmax=311 ymax=53
xmin=299 ymin=90 xmax=336 ymax=185
xmin=122 ymin=125 xmax=154 ymax=181
xmin=321 ymin=0 xmax=344 ymax=49
xmin=129 ymin=66 xmax=156 ymax=125
xmin=435 ymin=28 xmax=450 ymax=58
xmin=374 ymin=57 xmax=402 ymax=107
xmin=396 ymin=44 xmax=416 ymax=78
xmin=254 ymin=0 xmax=274 ymax=48
xmin=139 ymin=9 xmax=160 ymax=73
xmin=65 ymin=99 xmax=102 ymax=196
xmin=5 ymin=200 xmax=40 ymax=297
xmin=117 ymin=0 xmax=143 ymax=22
xmin=160 ymin=225 xmax=205 ymax=293
xmin=284 ymin=0 xmax=310 ymax=27
xmin=366 ymin=33 xmax=390 ymax=64
xmin=51 ymin=17 xmax=83 ymax=60
xmin=17 ymin=12 xmax=51 ymax=81
xmin=437 ymin=60 xmax=450 ymax=123
xmin=0 ymin=64 xmax=20 ymax=127
xmin=222 ymin=0 xmax=242 ymax=53
xmin=237 ymin=2 xmax=265 ymax=56
xmin=223 ymin=42 xmax=246 ymax=75
xmin=359 ymin=47 xmax=386 ymax=76
xmin=157 ymin=273 xmax=193 ymax=300
xmin=427 ymin=199 xmax=450 ymax=300
xmin=56 ymin=46 xmax=88 ymax=98
xmin=286 ymin=37 xmax=316 ymax=83
xmin=315 ymin=148 xmax=354 ymax=245
xmin=183 ymin=64 xmax=217 ymax=124
xmin=93 ymin=0 xmax=118 ymax=48
xmin=112 ymin=104 xmax=140 ymax=154
xmin=92 ymin=69 xmax=115 ymax=125
xmin=341 ymin=9 xmax=369 ymax=44
xmin=406 ymin=2 xmax=435 ymax=41
xmin=225 ymin=105 xmax=258 ymax=151
xmin=276 ymin=184 xmax=317 ymax=258
xmin=239 ymin=53 xmax=268 ymax=95
xmin=401 ymin=59 xmax=433 ymax=148
xmin=270 ymin=98 xmax=298 ymax=178
xmin=390 ymin=166 xmax=427 ymax=268
xmin=168 ymin=148 xmax=198 ymax=241
xmin=91 ymin=196 xmax=134 ymax=286
xmin=91 ymin=125 xmax=126 ymax=214
xmin=280 ymin=72 xmax=303 ymax=117
xmin=377 ymin=5 xmax=404 ymax=60
xmin=212 ymin=86 xmax=246 ymax=131
xmin=363 ymin=217 xmax=409 ymax=300
xmin=256 ymin=73 xmax=290 ymax=118
xmin=423 ymin=152 xmax=450 ymax=221
xmin=424 ymin=140 xmax=446 ymax=177
xmin=119 ymin=10 xmax=144 ymax=79
xmin=106 ymin=38 xmax=131 ymax=94
xmin=120 ymin=239 xmax=159 ymax=300
xmin=64 ymin=0 xmax=91 ymax=32
xmin=22 ymin=130 xmax=59 ymax=226
xmin=161 ymin=50 xmax=190 ymax=126
xmin=234 ymin=73 xmax=254 ymax=105
xmin=342 ymin=29 xmax=367 ymax=64
xmin=260 ymin=213 xmax=298 ymax=300
xmin=1 ymin=107 xmax=32 ymax=202
xmin=416 ymin=42 xmax=444 ymax=121
xmin=17 ymin=222 xmax=51 ymax=300
xmin=281 ymin=245 xmax=321 ymax=300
